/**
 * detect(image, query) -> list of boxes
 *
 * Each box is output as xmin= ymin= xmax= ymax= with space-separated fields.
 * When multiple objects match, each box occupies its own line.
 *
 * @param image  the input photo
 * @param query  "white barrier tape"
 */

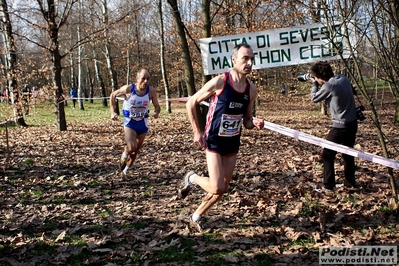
xmin=58 ymin=96 xmax=111 ymax=104
xmin=0 ymin=115 xmax=24 ymax=125
xmin=263 ymin=120 xmax=399 ymax=170
xmin=115 ymin=96 xmax=190 ymax=102
xmin=160 ymin=97 xmax=190 ymax=102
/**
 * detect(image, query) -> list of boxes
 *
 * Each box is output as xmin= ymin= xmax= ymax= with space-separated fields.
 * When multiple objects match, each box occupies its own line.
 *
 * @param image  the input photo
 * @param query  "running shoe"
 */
xmin=189 ymin=214 xmax=205 ymax=232
xmin=178 ymin=171 xmax=195 ymax=199
xmin=120 ymin=156 xmax=127 ymax=172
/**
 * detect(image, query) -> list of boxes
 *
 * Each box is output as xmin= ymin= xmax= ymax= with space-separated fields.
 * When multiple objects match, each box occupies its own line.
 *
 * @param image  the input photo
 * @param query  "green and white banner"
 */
xmin=199 ymin=23 xmax=354 ymax=75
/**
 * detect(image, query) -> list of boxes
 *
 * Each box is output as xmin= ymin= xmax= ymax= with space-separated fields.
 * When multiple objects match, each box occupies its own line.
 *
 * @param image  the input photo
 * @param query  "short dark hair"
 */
xmin=310 ymin=61 xmax=334 ymax=80
xmin=232 ymin=43 xmax=252 ymax=57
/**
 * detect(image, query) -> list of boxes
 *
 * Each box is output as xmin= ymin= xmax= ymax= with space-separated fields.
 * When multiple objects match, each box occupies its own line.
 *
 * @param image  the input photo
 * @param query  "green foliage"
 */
xmin=254 ymin=253 xmax=274 ymax=266
xmin=66 ymin=249 xmax=94 ymax=265
xmin=31 ymin=240 xmax=57 ymax=255
xmin=77 ymin=224 xmax=111 ymax=235
xmin=289 ymin=236 xmax=315 ymax=248
xmin=206 ymin=251 xmax=245 ymax=265
xmin=98 ymin=207 xmax=113 ymax=217
xmin=343 ymin=195 xmax=358 ymax=208
xmin=203 ymin=231 xmax=223 ymax=244
xmin=1 ymin=100 xmax=111 ymax=128
xmin=298 ymin=194 xmax=320 ymax=217
xmin=64 ymin=235 xmax=87 ymax=247
xmin=379 ymin=205 xmax=397 ymax=215
xmin=124 ymin=221 xmax=148 ymax=229
xmin=33 ymin=189 xmax=43 ymax=198
xmin=155 ymin=238 xmax=196 ymax=262
xmin=22 ymin=158 xmax=35 ymax=165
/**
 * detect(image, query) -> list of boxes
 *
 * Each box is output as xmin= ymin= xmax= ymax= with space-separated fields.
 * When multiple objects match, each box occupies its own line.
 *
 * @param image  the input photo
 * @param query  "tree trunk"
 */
xmin=167 ymin=0 xmax=196 ymax=96
xmin=167 ymin=0 xmax=201 ymax=128
xmin=37 ymin=0 xmax=70 ymax=131
xmin=158 ymin=0 xmax=171 ymax=113
xmin=77 ymin=25 xmax=84 ymax=110
xmin=100 ymin=0 xmax=118 ymax=113
xmin=101 ymin=0 xmax=118 ymax=93
xmin=126 ymin=23 xmax=131 ymax=85
xmin=93 ymin=50 xmax=107 ymax=107
xmin=86 ymin=60 xmax=94 ymax=104
xmin=0 ymin=0 xmax=27 ymax=127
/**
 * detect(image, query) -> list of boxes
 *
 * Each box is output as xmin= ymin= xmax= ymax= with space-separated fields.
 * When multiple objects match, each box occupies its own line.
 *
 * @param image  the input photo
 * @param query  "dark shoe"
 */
xmin=316 ymin=187 xmax=334 ymax=195
xmin=344 ymin=180 xmax=359 ymax=189
xmin=189 ymin=214 xmax=205 ymax=232
xmin=178 ymin=171 xmax=195 ymax=199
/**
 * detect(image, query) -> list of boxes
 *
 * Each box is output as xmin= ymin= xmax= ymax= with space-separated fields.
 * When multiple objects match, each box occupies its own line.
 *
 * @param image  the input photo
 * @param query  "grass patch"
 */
xmin=77 ymin=224 xmax=111 ymax=235
xmin=379 ymin=205 xmax=398 ymax=216
xmin=154 ymin=238 xmax=197 ymax=263
xmin=1 ymin=100 xmax=111 ymax=128
xmin=77 ymin=198 xmax=96 ymax=205
xmin=98 ymin=207 xmax=113 ymax=217
xmin=66 ymin=249 xmax=94 ymax=265
xmin=31 ymin=240 xmax=57 ymax=255
xmin=22 ymin=158 xmax=35 ymax=166
xmin=289 ymin=236 xmax=315 ymax=247
xmin=124 ymin=221 xmax=148 ymax=229
xmin=88 ymin=179 xmax=102 ymax=187
xmin=64 ymin=235 xmax=87 ymax=246
xmin=343 ymin=195 xmax=358 ymax=208
xmin=203 ymin=231 xmax=224 ymax=244
xmin=254 ymin=253 xmax=274 ymax=266
xmin=33 ymin=189 xmax=43 ymax=198
xmin=298 ymin=194 xmax=320 ymax=217
xmin=205 ymin=251 xmax=245 ymax=266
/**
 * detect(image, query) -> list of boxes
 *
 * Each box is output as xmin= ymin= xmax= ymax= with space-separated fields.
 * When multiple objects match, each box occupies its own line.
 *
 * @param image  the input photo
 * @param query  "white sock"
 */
xmin=123 ymin=166 xmax=129 ymax=174
xmin=191 ymin=213 xmax=201 ymax=221
xmin=189 ymin=174 xmax=196 ymax=185
xmin=122 ymin=153 xmax=128 ymax=159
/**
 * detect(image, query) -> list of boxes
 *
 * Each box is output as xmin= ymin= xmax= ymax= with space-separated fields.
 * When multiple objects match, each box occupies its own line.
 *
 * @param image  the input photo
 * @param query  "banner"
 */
xmin=200 ymin=23 xmax=354 ymax=75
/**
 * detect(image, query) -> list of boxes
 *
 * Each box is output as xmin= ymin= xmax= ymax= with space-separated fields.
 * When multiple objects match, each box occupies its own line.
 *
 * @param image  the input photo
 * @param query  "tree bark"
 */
xmin=93 ymin=49 xmax=107 ymax=107
xmin=158 ymin=0 xmax=171 ymax=113
xmin=0 ymin=0 xmax=27 ymax=127
xmin=167 ymin=0 xmax=205 ymax=129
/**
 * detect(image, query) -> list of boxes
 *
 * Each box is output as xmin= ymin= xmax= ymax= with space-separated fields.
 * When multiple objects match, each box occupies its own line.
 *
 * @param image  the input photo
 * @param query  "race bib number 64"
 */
xmin=218 ymin=114 xmax=243 ymax=137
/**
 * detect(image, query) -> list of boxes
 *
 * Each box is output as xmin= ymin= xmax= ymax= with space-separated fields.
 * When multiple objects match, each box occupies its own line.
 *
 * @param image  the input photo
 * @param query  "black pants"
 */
xmin=322 ymin=122 xmax=358 ymax=189
xmin=72 ymin=99 xmax=77 ymax=108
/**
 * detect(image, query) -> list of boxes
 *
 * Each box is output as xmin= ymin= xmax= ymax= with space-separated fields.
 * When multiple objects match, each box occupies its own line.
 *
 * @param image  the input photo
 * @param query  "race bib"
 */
xmin=218 ymin=114 xmax=243 ymax=136
xmin=129 ymin=107 xmax=147 ymax=120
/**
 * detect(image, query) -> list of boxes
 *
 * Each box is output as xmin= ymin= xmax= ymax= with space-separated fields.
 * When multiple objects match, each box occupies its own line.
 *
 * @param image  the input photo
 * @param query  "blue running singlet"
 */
xmin=204 ymin=72 xmax=250 ymax=155
xmin=122 ymin=84 xmax=150 ymax=135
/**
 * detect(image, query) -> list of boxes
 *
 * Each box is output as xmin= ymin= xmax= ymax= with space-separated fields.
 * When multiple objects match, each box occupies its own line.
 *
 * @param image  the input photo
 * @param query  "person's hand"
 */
xmin=111 ymin=113 xmax=118 ymax=121
xmin=152 ymin=112 xmax=159 ymax=119
xmin=193 ymin=131 xmax=205 ymax=148
xmin=253 ymin=117 xmax=264 ymax=130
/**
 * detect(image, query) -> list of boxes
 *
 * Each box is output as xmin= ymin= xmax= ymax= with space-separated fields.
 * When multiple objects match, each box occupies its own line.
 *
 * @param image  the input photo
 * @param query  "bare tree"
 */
xmin=33 ymin=0 xmax=79 ymax=131
xmin=166 ymin=0 xmax=196 ymax=97
xmin=98 ymin=0 xmax=118 ymax=93
xmin=321 ymin=0 xmax=399 ymax=202
xmin=0 ymin=0 xmax=27 ymax=127
xmin=158 ymin=0 xmax=171 ymax=113
xmin=167 ymin=0 xmax=205 ymax=127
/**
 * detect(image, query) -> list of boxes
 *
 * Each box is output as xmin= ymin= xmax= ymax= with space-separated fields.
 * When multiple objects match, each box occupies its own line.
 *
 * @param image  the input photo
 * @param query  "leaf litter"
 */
xmin=0 ymin=92 xmax=398 ymax=265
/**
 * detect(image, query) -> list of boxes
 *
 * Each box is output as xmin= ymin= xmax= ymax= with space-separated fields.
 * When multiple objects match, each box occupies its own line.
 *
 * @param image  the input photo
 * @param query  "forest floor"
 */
xmin=1 ymin=89 xmax=399 ymax=265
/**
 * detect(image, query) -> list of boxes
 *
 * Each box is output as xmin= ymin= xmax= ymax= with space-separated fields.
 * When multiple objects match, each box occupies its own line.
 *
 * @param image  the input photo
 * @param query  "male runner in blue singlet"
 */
xmin=180 ymin=44 xmax=265 ymax=231
xmin=110 ymin=69 xmax=160 ymax=177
